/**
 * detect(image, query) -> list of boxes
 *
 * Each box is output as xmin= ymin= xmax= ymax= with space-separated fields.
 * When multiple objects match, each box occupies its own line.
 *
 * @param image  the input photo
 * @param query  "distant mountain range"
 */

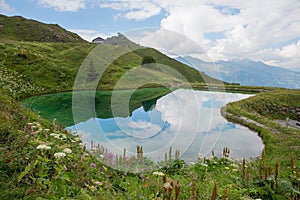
xmin=176 ymin=56 xmax=300 ymax=89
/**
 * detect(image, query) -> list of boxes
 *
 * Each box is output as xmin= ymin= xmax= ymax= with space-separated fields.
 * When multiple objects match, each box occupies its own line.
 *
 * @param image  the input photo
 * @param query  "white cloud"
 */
xmin=37 ymin=0 xmax=86 ymax=12
xmin=32 ymin=0 xmax=300 ymax=70
xmin=250 ymin=40 xmax=300 ymax=71
xmin=0 ymin=0 xmax=14 ymax=13
xmin=100 ymin=0 xmax=161 ymax=21
xmin=125 ymin=29 xmax=205 ymax=56
xmin=102 ymin=0 xmax=300 ymax=70
xmin=71 ymin=29 xmax=108 ymax=42
xmin=275 ymin=40 xmax=300 ymax=59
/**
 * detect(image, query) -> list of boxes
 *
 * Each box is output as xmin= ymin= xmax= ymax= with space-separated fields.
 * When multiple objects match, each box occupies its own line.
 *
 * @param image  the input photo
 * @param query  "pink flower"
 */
xmin=140 ymin=174 xmax=148 ymax=180
xmin=90 ymin=163 xmax=97 ymax=168
xmin=95 ymin=181 xmax=103 ymax=185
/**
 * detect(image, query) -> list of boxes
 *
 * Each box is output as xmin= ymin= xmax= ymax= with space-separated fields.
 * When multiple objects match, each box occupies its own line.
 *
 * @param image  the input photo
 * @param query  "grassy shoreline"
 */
xmin=221 ymin=89 xmax=300 ymax=176
xmin=1 ymin=84 xmax=300 ymax=199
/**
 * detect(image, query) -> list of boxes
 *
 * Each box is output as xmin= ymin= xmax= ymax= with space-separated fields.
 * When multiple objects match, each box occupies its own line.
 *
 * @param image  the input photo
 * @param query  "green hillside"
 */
xmin=0 ymin=42 xmax=225 ymax=100
xmin=0 ymin=14 xmax=86 ymax=43
xmin=0 ymin=15 xmax=225 ymax=99
xmin=2 ymin=14 xmax=299 ymax=199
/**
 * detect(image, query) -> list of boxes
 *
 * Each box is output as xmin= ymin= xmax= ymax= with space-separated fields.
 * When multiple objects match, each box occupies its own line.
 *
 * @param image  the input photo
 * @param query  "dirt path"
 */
xmin=223 ymin=111 xmax=279 ymax=134
xmin=275 ymin=119 xmax=300 ymax=130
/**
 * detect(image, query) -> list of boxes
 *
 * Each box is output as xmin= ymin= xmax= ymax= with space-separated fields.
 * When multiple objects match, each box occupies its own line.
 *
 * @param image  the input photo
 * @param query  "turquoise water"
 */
xmin=67 ymin=89 xmax=264 ymax=162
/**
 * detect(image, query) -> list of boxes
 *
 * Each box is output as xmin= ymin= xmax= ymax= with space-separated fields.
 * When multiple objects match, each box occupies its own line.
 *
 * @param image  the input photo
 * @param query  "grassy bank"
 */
xmin=222 ymin=89 xmax=300 ymax=184
xmin=1 ymin=86 xmax=299 ymax=199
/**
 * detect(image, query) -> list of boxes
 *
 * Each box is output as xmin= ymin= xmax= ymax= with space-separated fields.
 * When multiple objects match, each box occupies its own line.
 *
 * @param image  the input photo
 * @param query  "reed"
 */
xmin=210 ymin=181 xmax=218 ymax=200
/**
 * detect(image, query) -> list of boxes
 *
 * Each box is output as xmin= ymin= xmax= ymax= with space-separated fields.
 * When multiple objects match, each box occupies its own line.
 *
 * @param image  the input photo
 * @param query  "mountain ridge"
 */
xmin=176 ymin=56 xmax=300 ymax=89
xmin=0 ymin=14 xmax=86 ymax=43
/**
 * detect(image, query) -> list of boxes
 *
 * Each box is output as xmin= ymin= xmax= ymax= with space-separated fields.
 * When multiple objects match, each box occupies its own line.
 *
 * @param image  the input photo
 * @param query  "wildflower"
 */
xmin=95 ymin=181 xmax=103 ymax=185
xmin=153 ymin=171 xmax=165 ymax=176
xmin=230 ymin=163 xmax=239 ymax=168
xmin=90 ymin=186 xmax=96 ymax=191
xmin=232 ymin=169 xmax=238 ymax=172
xmin=224 ymin=167 xmax=230 ymax=170
xmin=27 ymin=122 xmax=33 ymax=126
xmin=90 ymin=163 xmax=97 ymax=168
xmin=163 ymin=182 xmax=173 ymax=189
xmin=63 ymin=148 xmax=72 ymax=154
xmin=190 ymin=162 xmax=195 ymax=165
xmin=201 ymin=163 xmax=208 ymax=167
xmin=99 ymin=154 xmax=104 ymax=159
xmin=54 ymin=152 xmax=66 ymax=159
xmin=197 ymin=153 xmax=203 ymax=159
xmin=36 ymin=144 xmax=51 ymax=150
xmin=50 ymin=133 xmax=60 ymax=139
xmin=140 ymin=174 xmax=148 ymax=180
xmin=44 ymin=129 xmax=50 ymax=132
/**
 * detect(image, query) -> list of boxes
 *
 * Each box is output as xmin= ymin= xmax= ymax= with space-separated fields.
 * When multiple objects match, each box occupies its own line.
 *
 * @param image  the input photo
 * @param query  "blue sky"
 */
xmin=1 ymin=0 xmax=165 ymax=35
xmin=1 ymin=0 xmax=300 ymax=71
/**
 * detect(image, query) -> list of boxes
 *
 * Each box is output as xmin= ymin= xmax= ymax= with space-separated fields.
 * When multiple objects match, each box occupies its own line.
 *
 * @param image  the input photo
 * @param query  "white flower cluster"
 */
xmin=152 ymin=171 xmax=165 ymax=176
xmin=63 ymin=148 xmax=72 ymax=154
xmin=36 ymin=144 xmax=51 ymax=150
xmin=0 ymin=66 xmax=44 ymax=98
xmin=50 ymin=133 xmax=60 ymax=139
xmin=50 ymin=133 xmax=67 ymax=140
xmin=54 ymin=152 xmax=66 ymax=159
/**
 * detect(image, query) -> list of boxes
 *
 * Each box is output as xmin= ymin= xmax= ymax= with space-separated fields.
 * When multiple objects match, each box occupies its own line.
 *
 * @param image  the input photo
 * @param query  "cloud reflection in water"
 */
xmin=67 ymin=89 xmax=264 ymax=162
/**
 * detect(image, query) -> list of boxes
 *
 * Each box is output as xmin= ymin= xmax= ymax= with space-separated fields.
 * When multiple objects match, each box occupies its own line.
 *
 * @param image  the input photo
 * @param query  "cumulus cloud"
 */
xmin=125 ymin=28 xmax=205 ymax=57
xmin=101 ymin=0 xmax=300 ymax=70
xmin=276 ymin=40 xmax=300 ymax=59
xmin=250 ymin=40 xmax=300 ymax=71
xmin=34 ymin=0 xmax=300 ymax=69
xmin=0 ymin=0 xmax=14 ymax=13
xmin=100 ymin=0 xmax=161 ymax=21
xmin=37 ymin=0 xmax=86 ymax=12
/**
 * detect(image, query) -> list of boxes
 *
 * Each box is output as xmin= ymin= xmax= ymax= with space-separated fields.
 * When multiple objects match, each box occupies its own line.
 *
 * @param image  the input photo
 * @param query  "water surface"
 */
xmin=67 ymin=89 xmax=264 ymax=162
